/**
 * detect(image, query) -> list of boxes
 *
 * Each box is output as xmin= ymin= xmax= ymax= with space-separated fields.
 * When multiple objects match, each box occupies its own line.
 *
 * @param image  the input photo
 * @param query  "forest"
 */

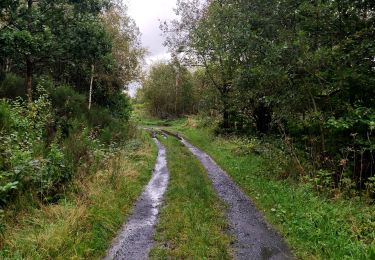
xmin=0 ymin=0 xmax=374 ymax=259
xmin=141 ymin=0 xmax=375 ymax=198
xmin=0 ymin=0 xmax=144 ymax=224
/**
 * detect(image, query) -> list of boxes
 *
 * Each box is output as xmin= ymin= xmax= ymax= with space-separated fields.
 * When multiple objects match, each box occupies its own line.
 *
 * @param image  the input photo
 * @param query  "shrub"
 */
xmin=0 ymin=79 xmax=132 ymax=207
xmin=0 ymin=94 xmax=73 ymax=204
xmin=63 ymin=126 xmax=92 ymax=169
xmin=88 ymin=107 xmax=113 ymax=129
xmin=49 ymin=84 xmax=88 ymax=120
xmin=0 ymin=73 xmax=25 ymax=100
xmin=0 ymin=100 xmax=11 ymax=131
xmin=39 ymin=144 xmax=71 ymax=200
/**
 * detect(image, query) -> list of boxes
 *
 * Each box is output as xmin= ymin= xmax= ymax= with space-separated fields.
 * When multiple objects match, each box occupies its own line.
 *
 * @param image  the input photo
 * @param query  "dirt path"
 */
xmin=179 ymin=136 xmax=294 ymax=260
xmin=105 ymin=137 xmax=169 ymax=260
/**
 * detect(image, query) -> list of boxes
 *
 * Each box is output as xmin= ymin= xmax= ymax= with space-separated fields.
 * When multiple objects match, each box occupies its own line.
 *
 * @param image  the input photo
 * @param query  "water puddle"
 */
xmin=105 ymin=138 xmax=169 ymax=260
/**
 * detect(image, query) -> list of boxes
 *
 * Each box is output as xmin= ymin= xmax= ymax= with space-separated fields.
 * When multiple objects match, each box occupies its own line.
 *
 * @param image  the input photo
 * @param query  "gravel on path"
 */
xmin=105 ymin=137 xmax=169 ymax=260
xmin=180 ymin=137 xmax=294 ymax=260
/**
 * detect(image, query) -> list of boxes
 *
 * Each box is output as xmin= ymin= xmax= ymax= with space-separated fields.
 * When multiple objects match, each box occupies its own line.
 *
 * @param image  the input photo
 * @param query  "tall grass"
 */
xmin=171 ymin=125 xmax=375 ymax=259
xmin=0 ymin=131 xmax=157 ymax=259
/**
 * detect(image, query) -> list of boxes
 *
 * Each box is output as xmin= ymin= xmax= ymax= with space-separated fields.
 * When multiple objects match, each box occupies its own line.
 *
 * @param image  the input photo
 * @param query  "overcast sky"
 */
xmin=125 ymin=0 xmax=177 ymax=96
xmin=127 ymin=0 xmax=177 ymax=64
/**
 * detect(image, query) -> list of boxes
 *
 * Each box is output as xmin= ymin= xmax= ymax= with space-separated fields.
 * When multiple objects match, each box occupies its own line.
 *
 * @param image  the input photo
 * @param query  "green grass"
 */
xmin=150 ymin=135 xmax=232 ymax=259
xmin=168 ymin=124 xmax=375 ymax=260
xmin=131 ymin=103 xmax=187 ymax=127
xmin=0 ymin=131 xmax=157 ymax=259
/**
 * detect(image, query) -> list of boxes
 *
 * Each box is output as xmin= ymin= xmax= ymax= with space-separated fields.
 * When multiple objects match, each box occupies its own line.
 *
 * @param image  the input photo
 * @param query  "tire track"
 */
xmin=105 ymin=137 xmax=169 ymax=260
xmin=177 ymin=135 xmax=294 ymax=260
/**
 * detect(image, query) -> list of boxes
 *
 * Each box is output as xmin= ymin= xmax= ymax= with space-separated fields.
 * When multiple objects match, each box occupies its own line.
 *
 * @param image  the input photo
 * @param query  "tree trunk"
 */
xmin=221 ymin=84 xmax=230 ymax=130
xmin=222 ymin=94 xmax=230 ymax=130
xmin=5 ymin=58 xmax=10 ymax=72
xmin=26 ymin=57 xmax=33 ymax=103
xmin=175 ymin=70 xmax=178 ymax=115
xmin=88 ymin=64 xmax=95 ymax=110
xmin=254 ymin=102 xmax=272 ymax=134
xmin=308 ymin=90 xmax=326 ymax=153
xmin=26 ymin=0 xmax=33 ymax=103
xmin=223 ymin=106 xmax=230 ymax=129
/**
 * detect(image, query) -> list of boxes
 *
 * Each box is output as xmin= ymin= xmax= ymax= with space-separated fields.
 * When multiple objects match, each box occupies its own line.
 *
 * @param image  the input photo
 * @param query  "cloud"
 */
xmin=127 ymin=0 xmax=177 ymax=59
xmin=127 ymin=81 xmax=141 ymax=98
xmin=125 ymin=0 xmax=177 ymax=97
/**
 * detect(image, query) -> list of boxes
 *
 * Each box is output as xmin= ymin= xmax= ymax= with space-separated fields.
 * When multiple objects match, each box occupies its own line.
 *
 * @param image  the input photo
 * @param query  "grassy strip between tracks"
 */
xmin=0 ymin=131 xmax=156 ymax=259
xmin=169 ymin=124 xmax=375 ymax=260
xmin=150 ymin=135 xmax=232 ymax=259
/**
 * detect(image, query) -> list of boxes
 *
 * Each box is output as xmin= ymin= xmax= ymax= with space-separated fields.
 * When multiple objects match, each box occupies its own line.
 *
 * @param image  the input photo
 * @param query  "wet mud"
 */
xmin=180 ymin=137 xmax=294 ymax=260
xmin=105 ymin=138 xmax=169 ymax=260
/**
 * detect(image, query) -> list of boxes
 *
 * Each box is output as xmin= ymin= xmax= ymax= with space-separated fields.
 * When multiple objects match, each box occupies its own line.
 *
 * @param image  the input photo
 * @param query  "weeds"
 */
xmin=0 ymin=131 xmax=156 ymax=259
xmin=171 ymin=123 xmax=375 ymax=259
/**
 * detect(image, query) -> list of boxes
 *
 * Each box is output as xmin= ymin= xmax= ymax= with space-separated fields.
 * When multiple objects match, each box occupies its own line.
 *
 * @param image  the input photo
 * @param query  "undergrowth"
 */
xmin=0 ymin=131 xmax=156 ymax=259
xmin=168 ymin=120 xmax=375 ymax=259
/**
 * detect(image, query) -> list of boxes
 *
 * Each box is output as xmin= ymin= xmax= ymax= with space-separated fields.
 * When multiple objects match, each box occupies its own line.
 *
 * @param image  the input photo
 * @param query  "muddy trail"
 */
xmin=180 ymin=138 xmax=293 ymax=259
xmin=162 ymin=129 xmax=294 ymax=260
xmin=105 ymin=137 xmax=169 ymax=260
xmin=106 ymin=130 xmax=293 ymax=259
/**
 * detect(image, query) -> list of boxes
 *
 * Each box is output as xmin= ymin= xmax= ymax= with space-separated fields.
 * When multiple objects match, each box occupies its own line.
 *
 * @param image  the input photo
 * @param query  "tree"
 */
xmin=161 ymin=0 xmax=375 ymax=188
xmin=163 ymin=0 xmax=241 ymax=130
xmin=0 ymin=0 xmax=113 ymax=103
xmin=142 ymin=61 xmax=194 ymax=118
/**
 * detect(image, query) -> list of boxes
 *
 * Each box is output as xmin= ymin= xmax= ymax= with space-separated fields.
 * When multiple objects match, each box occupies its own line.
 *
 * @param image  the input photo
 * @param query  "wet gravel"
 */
xmin=180 ymin=137 xmax=294 ymax=260
xmin=105 ymin=137 xmax=169 ymax=260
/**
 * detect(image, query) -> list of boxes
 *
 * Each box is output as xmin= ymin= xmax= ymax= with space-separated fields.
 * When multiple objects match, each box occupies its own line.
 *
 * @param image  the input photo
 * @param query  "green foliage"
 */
xmin=0 ymin=133 xmax=156 ymax=259
xmin=172 ymin=125 xmax=375 ymax=259
xmin=63 ymin=126 xmax=92 ymax=168
xmin=0 ymin=95 xmax=64 ymax=203
xmin=0 ymin=81 xmax=132 ymax=207
xmin=0 ymin=0 xmax=144 ymax=256
xmin=0 ymin=0 xmax=143 ymax=208
xmin=0 ymin=100 xmax=11 ymax=131
xmin=0 ymin=73 xmax=25 ymax=99
xmin=164 ymin=0 xmax=375 ymax=192
xmin=142 ymin=60 xmax=195 ymax=118
xmin=49 ymin=83 xmax=88 ymax=126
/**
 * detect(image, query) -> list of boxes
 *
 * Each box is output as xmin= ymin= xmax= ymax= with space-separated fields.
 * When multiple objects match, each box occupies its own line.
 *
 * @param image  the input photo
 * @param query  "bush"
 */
xmin=0 ymin=96 xmax=51 ymax=203
xmin=40 ymin=144 xmax=71 ymax=200
xmin=88 ymin=107 xmax=113 ymax=129
xmin=0 ymin=73 xmax=25 ymax=100
xmin=108 ymin=93 xmax=132 ymax=120
xmin=49 ymin=84 xmax=88 ymax=120
xmin=63 ymin=125 xmax=92 ymax=169
xmin=0 ymin=100 xmax=11 ymax=131
xmin=0 ymin=94 xmax=75 ymax=204
xmin=0 ymin=78 xmax=133 ymax=208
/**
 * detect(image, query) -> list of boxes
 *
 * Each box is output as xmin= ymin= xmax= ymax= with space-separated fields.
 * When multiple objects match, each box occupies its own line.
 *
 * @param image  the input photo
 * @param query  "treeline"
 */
xmin=0 ymin=1 xmax=144 ymax=206
xmin=139 ymin=59 xmax=220 ymax=119
xmin=140 ymin=59 xmax=194 ymax=118
xmin=150 ymin=0 xmax=375 ymax=194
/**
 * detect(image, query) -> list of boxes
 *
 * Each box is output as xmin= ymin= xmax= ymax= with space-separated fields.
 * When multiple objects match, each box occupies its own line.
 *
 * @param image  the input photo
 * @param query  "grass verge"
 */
xmin=150 ymin=135 xmax=232 ymax=259
xmin=169 ymin=124 xmax=375 ymax=260
xmin=0 ymin=131 xmax=157 ymax=259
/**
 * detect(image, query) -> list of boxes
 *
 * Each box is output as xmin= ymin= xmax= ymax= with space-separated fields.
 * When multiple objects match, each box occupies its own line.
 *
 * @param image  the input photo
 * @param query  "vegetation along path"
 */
xmin=105 ymin=137 xmax=169 ymax=260
xmin=104 ymin=129 xmax=294 ymax=259
xmin=167 ymin=130 xmax=294 ymax=259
